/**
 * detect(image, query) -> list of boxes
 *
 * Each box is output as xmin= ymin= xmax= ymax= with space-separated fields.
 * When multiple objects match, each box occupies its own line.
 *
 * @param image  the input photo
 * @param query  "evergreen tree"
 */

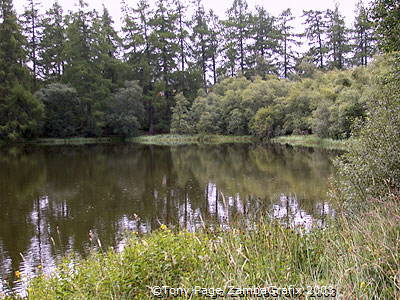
xmin=191 ymin=0 xmax=209 ymax=88
xmin=223 ymin=0 xmax=251 ymax=75
xmin=37 ymin=1 xmax=65 ymax=82
xmin=371 ymin=0 xmax=400 ymax=52
xmin=277 ymin=9 xmax=299 ymax=78
xmin=21 ymin=0 xmax=40 ymax=90
xmin=63 ymin=0 xmax=112 ymax=136
xmin=249 ymin=6 xmax=279 ymax=76
xmin=208 ymin=9 xmax=220 ymax=85
xmin=353 ymin=1 xmax=376 ymax=66
xmin=302 ymin=9 xmax=327 ymax=69
xmin=325 ymin=6 xmax=350 ymax=69
xmin=0 ymin=0 xmax=43 ymax=140
xmin=92 ymin=5 xmax=123 ymax=87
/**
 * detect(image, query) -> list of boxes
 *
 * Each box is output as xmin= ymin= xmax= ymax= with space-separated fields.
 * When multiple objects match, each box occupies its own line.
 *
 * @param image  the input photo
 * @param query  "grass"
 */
xmin=17 ymin=195 xmax=399 ymax=300
xmin=271 ymin=135 xmax=349 ymax=151
xmin=128 ymin=134 xmax=257 ymax=145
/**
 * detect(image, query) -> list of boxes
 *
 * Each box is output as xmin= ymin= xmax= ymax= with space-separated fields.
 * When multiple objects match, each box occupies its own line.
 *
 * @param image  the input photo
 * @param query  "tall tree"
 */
xmin=21 ymin=0 xmax=40 ymax=90
xmin=208 ymin=9 xmax=220 ymax=84
xmin=277 ymin=9 xmax=299 ymax=78
xmin=37 ymin=1 xmax=65 ymax=82
xmin=353 ymin=1 xmax=376 ymax=66
xmin=0 ymin=0 xmax=43 ymax=140
xmin=325 ymin=5 xmax=350 ymax=69
xmin=191 ymin=0 xmax=209 ymax=88
xmin=223 ymin=0 xmax=251 ymax=75
xmin=303 ymin=9 xmax=327 ymax=69
xmin=371 ymin=0 xmax=400 ymax=52
xmin=249 ymin=6 xmax=279 ymax=76
xmin=63 ymin=0 xmax=112 ymax=135
xmin=92 ymin=5 xmax=123 ymax=86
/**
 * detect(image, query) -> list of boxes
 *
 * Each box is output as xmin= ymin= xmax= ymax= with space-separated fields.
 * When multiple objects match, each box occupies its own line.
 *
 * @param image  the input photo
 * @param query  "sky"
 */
xmin=14 ymin=0 xmax=366 ymax=34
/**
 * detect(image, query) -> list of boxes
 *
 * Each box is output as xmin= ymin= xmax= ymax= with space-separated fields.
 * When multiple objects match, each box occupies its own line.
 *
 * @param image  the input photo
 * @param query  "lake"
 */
xmin=0 ymin=143 xmax=337 ymax=296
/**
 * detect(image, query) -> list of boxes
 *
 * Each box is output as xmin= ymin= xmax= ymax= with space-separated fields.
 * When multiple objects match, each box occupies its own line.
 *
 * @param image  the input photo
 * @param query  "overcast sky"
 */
xmin=14 ymin=0 xmax=366 ymax=34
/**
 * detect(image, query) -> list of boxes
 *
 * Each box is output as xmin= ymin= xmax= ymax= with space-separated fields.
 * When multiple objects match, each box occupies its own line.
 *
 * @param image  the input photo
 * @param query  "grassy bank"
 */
xmin=272 ymin=135 xmax=349 ymax=151
xmin=21 ymin=197 xmax=399 ymax=300
xmin=129 ymin=134 xmax=256 ymax=145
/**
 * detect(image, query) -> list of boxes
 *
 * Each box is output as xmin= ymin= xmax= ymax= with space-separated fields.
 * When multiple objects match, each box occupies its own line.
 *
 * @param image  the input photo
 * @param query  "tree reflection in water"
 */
xmin=0 ymin=143 xmax=337 ymax=296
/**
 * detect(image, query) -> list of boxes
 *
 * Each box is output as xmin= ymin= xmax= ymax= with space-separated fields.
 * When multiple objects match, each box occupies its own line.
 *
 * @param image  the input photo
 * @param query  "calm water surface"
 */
xmin=0 ymin=143 xmax=337 ymax=295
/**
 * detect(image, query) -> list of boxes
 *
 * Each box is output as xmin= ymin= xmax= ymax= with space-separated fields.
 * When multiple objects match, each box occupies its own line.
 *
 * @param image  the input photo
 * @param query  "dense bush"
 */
xmin=104 ymin=81 xmax=145 ymax=137
xmin=332 ymin=53 xmax=400 ymax=205
xmin=35 ymin=83 xmax=82 ymax=138
xmin=172 ymin=65 xmax=373 ymax=139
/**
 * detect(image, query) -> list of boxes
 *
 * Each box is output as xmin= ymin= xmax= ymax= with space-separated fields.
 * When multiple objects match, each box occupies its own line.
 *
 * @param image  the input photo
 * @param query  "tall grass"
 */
xmin=129 ymin=134 xmax=256 ymax=146
xmin=25 ymin=196 xmax=399 ymax=299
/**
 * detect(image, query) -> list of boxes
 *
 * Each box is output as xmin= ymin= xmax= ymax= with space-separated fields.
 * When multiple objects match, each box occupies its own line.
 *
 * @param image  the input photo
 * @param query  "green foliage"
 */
xmin=0 ymin=84 xmax=43 ymax=140
xmin=35 ymin=83 xmax=81 ymax=137
xmin=333 ymin=53 xmax=400 ymax=204
xmin=371 ymin=0 xmax=400 ymax=52
xmin=0 ymin=0 xmax=43 ymax=140
xmin=170 ymin=93 xmax=191 ymax=134
xmin=105 ymin=81 xmax=145 ymax=137
xmin=27 ymin=201 xmax=400 ymax=299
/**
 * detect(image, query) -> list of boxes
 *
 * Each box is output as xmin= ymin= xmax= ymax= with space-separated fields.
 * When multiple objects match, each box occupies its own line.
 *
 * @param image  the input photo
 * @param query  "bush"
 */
xmin=332 ymin=53 xmax=400 ymax=205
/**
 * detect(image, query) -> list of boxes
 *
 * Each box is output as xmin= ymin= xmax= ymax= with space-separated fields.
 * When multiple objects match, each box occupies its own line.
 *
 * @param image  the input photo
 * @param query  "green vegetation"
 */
xmin=25 ymin=197 xmax=399 ymax=299
xmin=23 ymin=137 xmax=123 ymax=146
xmin=0 ymin=0 xmax=387 ymax=143
xmin=129 ymin=134 xmax=256 ymax=146
xmin=272 ymin=135 xmax=348 ymax=151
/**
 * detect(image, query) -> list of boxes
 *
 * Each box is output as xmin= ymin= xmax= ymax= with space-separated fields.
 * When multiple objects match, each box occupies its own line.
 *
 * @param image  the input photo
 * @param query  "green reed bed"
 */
xmin=129 ymin=134 xmax=256 ymax=145
xmin=23 ymin=197 xmax=399 ymax=300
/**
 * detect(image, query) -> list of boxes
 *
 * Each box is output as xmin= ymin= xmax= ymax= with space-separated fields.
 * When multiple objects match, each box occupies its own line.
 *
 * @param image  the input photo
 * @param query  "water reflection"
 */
xmin=0 ymin=143 xmax=337 ymax=296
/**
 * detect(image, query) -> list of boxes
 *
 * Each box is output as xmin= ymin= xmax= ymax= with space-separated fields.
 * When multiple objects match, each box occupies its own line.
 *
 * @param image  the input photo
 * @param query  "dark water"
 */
xmin=0 ymin=143 xmax=337 ymax=296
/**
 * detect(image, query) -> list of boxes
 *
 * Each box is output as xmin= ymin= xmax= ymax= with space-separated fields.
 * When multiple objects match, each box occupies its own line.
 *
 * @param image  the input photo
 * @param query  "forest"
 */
xmin=0 ymin=0 xmax=392 ymax=141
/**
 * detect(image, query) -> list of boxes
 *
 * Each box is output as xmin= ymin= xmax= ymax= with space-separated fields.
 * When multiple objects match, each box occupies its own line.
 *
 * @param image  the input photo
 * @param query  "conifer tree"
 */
xmin=303 ymin=9 xmax=327 ymax=69
xmin=0 ymin=0 xmax=43 ymax=140
xmin=21 ymin=0 xmax=40 ymax=90
xmin=353 ymin=1 xmax=376 ymax=66
xmin=223 ymin=0 xmax=251 ymax=75
xmin=325 ymin=5 xmax=350 ymax=69
xmin=37 ymin=1 xmax=65 ymax=82
xmin=277 ymin=9 xmax=299 ymax=78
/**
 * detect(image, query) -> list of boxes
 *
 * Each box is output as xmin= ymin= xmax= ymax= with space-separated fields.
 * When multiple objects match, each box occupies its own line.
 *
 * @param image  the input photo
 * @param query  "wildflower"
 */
xmin=360 ymin=281 xmax=366 ymax=289
xmin=160 ymin=224 xmax=168 ymax=231
xmin=15 ymin=271 xmax=21 ymax=278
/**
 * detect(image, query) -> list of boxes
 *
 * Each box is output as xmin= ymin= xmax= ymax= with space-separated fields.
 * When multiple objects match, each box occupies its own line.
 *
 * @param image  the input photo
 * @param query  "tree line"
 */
xmin=0 ymin=0 xmax=395 ymax=140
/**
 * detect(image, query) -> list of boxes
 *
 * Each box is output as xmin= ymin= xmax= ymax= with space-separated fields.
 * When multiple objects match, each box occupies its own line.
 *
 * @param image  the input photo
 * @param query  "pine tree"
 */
xmin=208 ymin=9 xmax=220 ymax=84
xmin=191 ymin=0 xmax=209 ymax=88
xmin=353 ymin=1 xmax=376 ymax=66
xmin=21 ymin=0 xmax=40 ymax=90
xmin=223 ymin=0 xmax=251 ymax=75
xmin=0 ymin=0 xmax=43 ymax=140
xmin=325 ymin=5 xmax=350 ymax=69
xmin=371 ymin=0 xmax=400 ymax=52
xmin=63 ymin=0 xmax=112 ymax=136
xmin=37 ymin=1 xmax=65 ymax=82
xmin=277 ymin=9 xmax=299 ymax=78
xmin=303 ymin=9 xmax=327 ymax=69
xmin=92 ymin=5 xmax=122 ymax=86
xmin=250 ymin=6 xmax=279 ymax=76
